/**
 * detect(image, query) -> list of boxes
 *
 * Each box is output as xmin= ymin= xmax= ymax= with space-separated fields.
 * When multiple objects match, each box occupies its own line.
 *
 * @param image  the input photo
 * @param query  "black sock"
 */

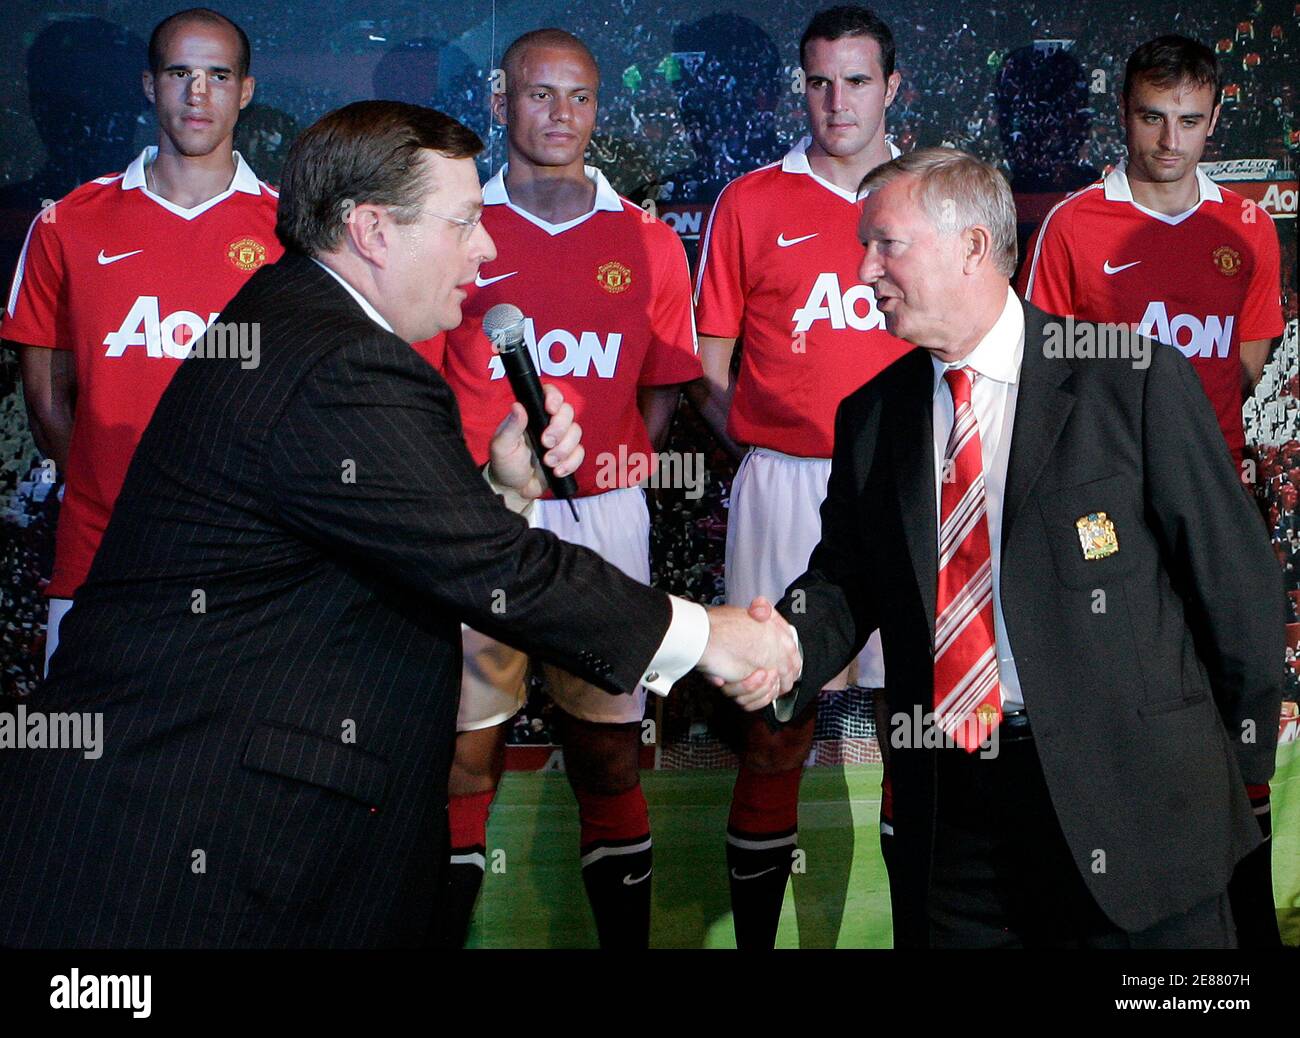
xmin=727 ymin=764 xmax=801 ymax=949
xmin=575 ymin=784 xmax=653 ymax=949
xmin=439 ymin=848 xmax=486 ymax=948
xmin=580 ymin=838 xmax=653 ymax=949
xmin=1228 ymin=792 xmax=1282 ymax=948
xmin=438 ymin=789 xmax=494 ymax=948
xmin=726 ymin=827 xmax=797 ymax=950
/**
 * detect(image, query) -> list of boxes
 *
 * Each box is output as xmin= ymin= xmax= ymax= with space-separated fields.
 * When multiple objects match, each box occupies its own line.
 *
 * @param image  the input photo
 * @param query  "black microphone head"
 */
xmin=483 ymin=303 xmax=526 ymax=351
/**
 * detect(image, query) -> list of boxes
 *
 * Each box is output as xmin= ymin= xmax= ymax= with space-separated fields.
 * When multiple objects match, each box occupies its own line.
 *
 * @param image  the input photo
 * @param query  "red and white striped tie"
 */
xmin=933 ymin=367 xmax=1002 ymax=751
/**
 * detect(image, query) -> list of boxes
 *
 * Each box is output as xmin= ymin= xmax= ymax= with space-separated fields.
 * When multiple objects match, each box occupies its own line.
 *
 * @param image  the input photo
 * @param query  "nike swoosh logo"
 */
xmin=730 ymin=866 xmax=778 ymax=881
xmin=474 ymin=270 xmax=519 ymax=287
xmin=97 ymin=249 xmax=143 ymax=266
xmin=776 ymin=233 xmax=818 ymax=248
xmin=622 ymin=869 xmax=652 ymax=886
xmin=1103 ymin=260 xmax=1141 ymax=275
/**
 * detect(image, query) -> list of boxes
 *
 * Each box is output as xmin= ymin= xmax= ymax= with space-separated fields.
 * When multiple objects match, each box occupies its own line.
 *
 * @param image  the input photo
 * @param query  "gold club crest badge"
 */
xmin=227 ymin=237 xmax=268 ymax=272
xmin=974 ymin=703 xmax=1000 ymax=725
xmin=1212 ymin=245 xmax=1241 ymax=277
xmin=1076 ymin=512 xmax=1119 ymax=560
xmin=596 ymin=260 xmax=632 ymax=294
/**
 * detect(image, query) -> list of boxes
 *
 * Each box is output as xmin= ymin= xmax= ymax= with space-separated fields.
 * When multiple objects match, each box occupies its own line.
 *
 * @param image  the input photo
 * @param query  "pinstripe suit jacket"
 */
xmin=0 ymin=250 xmax=671 ymax=948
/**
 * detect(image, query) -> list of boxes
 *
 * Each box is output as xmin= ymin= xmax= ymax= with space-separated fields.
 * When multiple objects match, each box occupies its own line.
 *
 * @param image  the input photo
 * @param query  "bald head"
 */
xmin=501 ymin=28 xmax=599 ymax=95
xmin=149 ymin=7 xmax=250 ymax=78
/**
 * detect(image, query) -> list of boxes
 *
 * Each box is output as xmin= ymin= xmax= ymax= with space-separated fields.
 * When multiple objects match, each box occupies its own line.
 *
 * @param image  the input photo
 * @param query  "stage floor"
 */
xmin=471 ymin=762 xmax=888 ymax=949
xmin=470 ymin=741 xmax=1300 ymax=948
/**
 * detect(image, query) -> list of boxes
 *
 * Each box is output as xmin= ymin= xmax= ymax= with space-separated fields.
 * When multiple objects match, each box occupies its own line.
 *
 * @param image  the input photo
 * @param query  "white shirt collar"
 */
xmin=781 ymin=135 xmax=902 ymax=202
xmin=931 ymin=286 xmax=1024 ymax=397
xmin=1102 ymin=159 xmax=1222 ymax=224
xmin=482 ymin=164 xmax=622 ymax=235
xmin=120 ymin=145 xmax=263 ymax=220
xmin=310 ymin=257 xmax=396 ymax=334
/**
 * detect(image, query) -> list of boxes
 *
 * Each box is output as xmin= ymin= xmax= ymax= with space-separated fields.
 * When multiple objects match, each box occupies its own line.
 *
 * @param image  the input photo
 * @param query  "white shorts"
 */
xmin=725 ymin=447 xmax=884 ymax=689
xmin=44 ymin=597 xmax=74 ymax=676
xmin=456 ymin=487 xmax=652 ymax=731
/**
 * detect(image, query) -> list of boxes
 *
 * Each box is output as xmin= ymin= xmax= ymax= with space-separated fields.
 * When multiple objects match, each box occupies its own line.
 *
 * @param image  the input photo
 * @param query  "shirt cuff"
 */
xmin=772 ymin=625 xmax=803 ymax=723
xmin=482 ymin=463 xmax=538 ymax=526
xmin=641 ymin=596 xmax=709 ymax=696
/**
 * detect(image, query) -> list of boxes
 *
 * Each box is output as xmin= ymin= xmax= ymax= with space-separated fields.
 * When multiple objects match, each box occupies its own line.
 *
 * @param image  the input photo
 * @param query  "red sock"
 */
xmin=728 ymin=764 xmax=802 ymax=835
xmin=449 ymin=789 xmax=494 ymax=851
xmin=576 ymin=785 xmax=650 ymax=849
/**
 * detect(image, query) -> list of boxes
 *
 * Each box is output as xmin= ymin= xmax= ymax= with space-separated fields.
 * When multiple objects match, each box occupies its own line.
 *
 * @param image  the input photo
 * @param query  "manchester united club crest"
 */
xmin=227 ymin=237 xmax=268 ymax=272
xmin=1075 ymin=511 xmax=1119 ymax=560
xmin=1212 ymin=245 xmax=1241 ymax=277
xmin=596 ymin=260 xmax=632 ymax=294
xmin=974 ymin=703 xmax=1000 ymax=726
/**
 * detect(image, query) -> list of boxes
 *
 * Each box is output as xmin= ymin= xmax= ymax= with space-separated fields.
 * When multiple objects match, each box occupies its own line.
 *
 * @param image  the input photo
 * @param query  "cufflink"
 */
xmin=645 ymin=671 xmax=660 ymax=683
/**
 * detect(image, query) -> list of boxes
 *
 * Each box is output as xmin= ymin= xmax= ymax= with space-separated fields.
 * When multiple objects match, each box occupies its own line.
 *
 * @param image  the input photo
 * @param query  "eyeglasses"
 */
xmin=404 ymin=207 xmax=484 ymax=242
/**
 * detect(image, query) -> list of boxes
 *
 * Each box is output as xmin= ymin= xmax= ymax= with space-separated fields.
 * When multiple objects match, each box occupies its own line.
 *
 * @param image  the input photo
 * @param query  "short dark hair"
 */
xmin=500 ymin=28 xmax=599 ymax=93
xmin=800 ymin=5 xmax=896 ymax=78
xmin=149 ymin=8 xmax=251 ymax=78
xmin=276 ymin=101 xmax=483 ymax=256
xmin=1122 ymin=34 xmax=1218 ymax=102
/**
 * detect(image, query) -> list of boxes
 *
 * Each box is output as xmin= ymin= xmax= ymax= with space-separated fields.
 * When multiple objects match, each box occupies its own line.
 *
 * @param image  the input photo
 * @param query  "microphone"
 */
xmin=482 ymin=303 xmax=580 ymax=522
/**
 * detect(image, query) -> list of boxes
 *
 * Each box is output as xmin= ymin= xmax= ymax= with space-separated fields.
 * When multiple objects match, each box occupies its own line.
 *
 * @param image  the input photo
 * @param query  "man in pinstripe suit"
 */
xmin=0 ymin=101 xmax=798 ymax=948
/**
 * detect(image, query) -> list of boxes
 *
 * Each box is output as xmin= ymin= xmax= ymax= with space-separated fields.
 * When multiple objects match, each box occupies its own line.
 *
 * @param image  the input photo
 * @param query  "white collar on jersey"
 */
xmin=781 ymin=135 xmax=903 ymax=203
xmin=1102 ymin=159 xmax=1223 ymax=226
xmin=120 ymin=145 xmax=264 ymax=221
xmin=481 ymin=164 xmax=622 ymax=236
xmin=310 ymin=257 xmax=396 ymax=334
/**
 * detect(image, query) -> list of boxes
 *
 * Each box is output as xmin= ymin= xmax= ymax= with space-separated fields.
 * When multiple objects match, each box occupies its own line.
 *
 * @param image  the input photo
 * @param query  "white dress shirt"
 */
xmin=310 ymin=256 xmax=710 ymax=694
xmin=930 ymin=286 xmax=1026 ymax=710
xmin=312 ymin=257 xmax=396 ymax=333
xmin=777 ymin=288 xmax=1029 ymax=721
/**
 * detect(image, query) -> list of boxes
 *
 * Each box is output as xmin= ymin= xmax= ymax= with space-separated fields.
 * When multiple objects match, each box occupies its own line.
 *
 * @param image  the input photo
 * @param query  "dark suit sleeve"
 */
xmin=264 ymin=334 xmax=671 ymax=695
xmin=771 ymin=393 xmax=882 ymax=722
xmin=1142 ymin=344 xmax=1284 ymax=785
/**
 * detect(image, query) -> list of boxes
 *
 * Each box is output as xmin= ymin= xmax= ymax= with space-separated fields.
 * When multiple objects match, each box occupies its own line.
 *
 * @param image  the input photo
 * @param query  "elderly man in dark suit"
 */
xmin=0 ymin=101 xmax=798 ymax=948
xmin=765 ymin=147 xmax=1283 ymax=948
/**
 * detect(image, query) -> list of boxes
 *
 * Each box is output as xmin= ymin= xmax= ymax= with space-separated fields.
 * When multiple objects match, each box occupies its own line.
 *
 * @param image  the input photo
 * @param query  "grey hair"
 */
xmin=859 ymin=147 xmax=1018 ymax=277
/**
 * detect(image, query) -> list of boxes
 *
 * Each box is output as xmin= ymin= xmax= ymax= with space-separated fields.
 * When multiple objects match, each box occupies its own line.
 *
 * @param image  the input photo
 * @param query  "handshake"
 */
xmin=484 ymin=385 xmax=802 ymax=712
xmin=696 ymin=598 xmax=803 ymax=712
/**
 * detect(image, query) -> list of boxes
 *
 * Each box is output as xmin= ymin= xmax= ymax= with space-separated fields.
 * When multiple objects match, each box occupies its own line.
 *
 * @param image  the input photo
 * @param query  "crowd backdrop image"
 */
xmin=0 ymin=0 xmax=1295 ymax=954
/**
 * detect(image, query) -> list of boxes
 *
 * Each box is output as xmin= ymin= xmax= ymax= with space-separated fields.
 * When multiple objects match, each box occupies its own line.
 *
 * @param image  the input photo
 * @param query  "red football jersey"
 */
xmin=440 ymin=166 xmax=701 ymax=497
xmin=1020 ymin=162 xmax=1284 ymax=461
xmin=411 ymin=332 xmax=446 ymax=370
xmin=693 ymin=138 xmax=913 ymax=458
xmin=2 ymin=147 xmax=282 ymax=598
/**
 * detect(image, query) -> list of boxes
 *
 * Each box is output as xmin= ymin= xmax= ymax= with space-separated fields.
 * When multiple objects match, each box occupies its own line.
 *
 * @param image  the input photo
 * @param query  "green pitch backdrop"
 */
xmin=1274 ymin=739 xmax=1300 ymax=945
xmin=469 ymin=762 xmax=888 ymax=949
xmin=470 ymin=740 xmax=1300 ymax=948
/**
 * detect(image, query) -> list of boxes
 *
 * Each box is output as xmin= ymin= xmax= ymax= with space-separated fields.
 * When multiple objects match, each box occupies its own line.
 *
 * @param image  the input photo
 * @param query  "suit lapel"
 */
xmin=1001 ymin=301 xmax=1075 ymax=551
xmin=889 ymin=351 xmax=939 ymax=638
xmin=268 ymin=249 xmax=384 ymax=325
